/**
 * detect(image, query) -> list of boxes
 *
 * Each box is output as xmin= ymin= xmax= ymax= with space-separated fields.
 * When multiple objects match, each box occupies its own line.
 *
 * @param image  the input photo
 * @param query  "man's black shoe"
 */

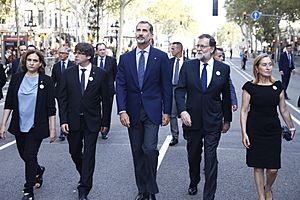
xmin=169 ymin=138 xmax=178 ymax=146
xmin=188 ymin=186 xmax=198 ymax=195
xmin=58 ymin=134 xmax=65 ymax=141
xmin=148 ymin=194 xmax=156 ymax=200
xmin=101 ymin=133 xmax=108 ymax=140
xmin=135 ymin=193 xmax=147 ymax=200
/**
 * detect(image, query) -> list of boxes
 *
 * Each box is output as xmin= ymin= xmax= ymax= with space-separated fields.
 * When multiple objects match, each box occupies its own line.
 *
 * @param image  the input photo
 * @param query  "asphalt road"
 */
xmin=0 ymin=57 xmax=299 ymax=200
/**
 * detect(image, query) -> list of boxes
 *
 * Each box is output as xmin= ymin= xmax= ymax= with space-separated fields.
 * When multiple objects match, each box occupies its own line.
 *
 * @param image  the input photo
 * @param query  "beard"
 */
xmin=197 ymin=53 xmax=204 ymax=61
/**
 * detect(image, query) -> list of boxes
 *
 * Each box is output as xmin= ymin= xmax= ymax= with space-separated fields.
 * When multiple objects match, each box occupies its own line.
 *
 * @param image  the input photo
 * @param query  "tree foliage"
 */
xmin=145 ymin=0 xmax=195 ymax=37
xmin=0 ymin=0 xmax=12 ymax=18
xmin=225 ymin=0 xmax=300 ymax=42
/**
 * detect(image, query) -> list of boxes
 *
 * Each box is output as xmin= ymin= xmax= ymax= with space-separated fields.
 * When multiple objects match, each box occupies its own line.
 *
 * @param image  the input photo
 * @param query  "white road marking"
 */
xmin=157 ymin=135 xmax=172 ymax=170
xmin=0 ymin=140 xmax=16 ymax=151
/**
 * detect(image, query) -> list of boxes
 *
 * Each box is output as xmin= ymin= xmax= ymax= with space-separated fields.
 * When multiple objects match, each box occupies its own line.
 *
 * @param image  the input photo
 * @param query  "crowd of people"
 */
xmin=0 ymin=20 xmax=297 ymax=200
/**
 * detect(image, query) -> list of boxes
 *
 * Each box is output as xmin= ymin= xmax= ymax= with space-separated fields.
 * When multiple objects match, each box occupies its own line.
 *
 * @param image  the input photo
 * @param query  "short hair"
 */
xmin=75 ymin=43 xmax=94 ymax=62
xmin=21 ymin=49 xmax=46 ymax=73
xmin=18 ymin=44 xmax=27 ymax=50
xmin=27 ymin=44 xmax=37 ymax=50
xmin=198 ymin=34 xmax=216 ymax=53
xmin=215 ymin=47 xmax=223 ymax=52
xmin=136 ymin=21 xmax=153 ymax=34
xmin=172 ymin=42 xmax=183 ymax=51
xmin=286 ymin=44 xmax=292 ymax=48
xmin=96 ymin=43 xmax=107 ymax=50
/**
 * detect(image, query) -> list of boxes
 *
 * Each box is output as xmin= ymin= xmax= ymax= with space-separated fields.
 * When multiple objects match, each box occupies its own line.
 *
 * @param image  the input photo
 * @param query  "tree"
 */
xmin=145 ymin=0 xmax=195 ymax=38
xmin=0 ymin=0 xmax=12 ymax=19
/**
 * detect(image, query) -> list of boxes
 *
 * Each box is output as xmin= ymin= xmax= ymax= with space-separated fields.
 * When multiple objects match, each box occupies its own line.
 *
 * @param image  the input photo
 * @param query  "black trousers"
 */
xmin=186 ymin=129 xmax=221 ymax=200
xmin=15 ymin=132 xmax=43 ymax=193
xmin=281 ymin=73 xmax=291 ymax=98
xmin=67 ymin=116 xmax=99 ymax=195
xmin=128 ymin=107 xmax=159 ymax=195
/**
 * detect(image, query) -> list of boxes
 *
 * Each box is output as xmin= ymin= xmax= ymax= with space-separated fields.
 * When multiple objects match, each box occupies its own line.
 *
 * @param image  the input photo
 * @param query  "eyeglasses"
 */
xmin=259 ymin=62 xmax=273 ymax=67
xmin=196 ymin=44 xmax=210 ymax=49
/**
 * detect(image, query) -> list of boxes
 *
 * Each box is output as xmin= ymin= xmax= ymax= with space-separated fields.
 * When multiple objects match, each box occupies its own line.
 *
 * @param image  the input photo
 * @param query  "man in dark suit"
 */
xmin=11 ymin=44 xmax=27 ymax=75
xmin=279 ymin=44 xmax=295 ymax=100
xmin=175 ymin=34 xmax=232 ymax=200
xmin=0 ymin=63 xmax=6 ymax=100
xmin=169 ymin=42 xmax=188 ymax=146
xmin=116 ymin=21 xmax=172 ymax=200
xmin=93 ymin=43 xmax=117 ymax=139
xmin=58 ymin=43 xmax=110 ymax=200
xmin=52 ymin=47 xmax=76 ymax=141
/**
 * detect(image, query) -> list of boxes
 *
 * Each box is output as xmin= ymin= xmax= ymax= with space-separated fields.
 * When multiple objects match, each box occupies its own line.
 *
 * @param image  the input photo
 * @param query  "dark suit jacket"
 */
xmin=279 ymin=52 xmax=295 ymax=74
xmin=58 ymin=65 xmax=110 ymax=132
xmin=175 ymin=59 xmax=232 ymax=131
xmin=51 ymin=60 xmax=76 ymax=97
xmin=4 ymin=72 xmax=56 ymax=139
xmin=11 ymin=58 xmax=21 ymax=75
xmin=116 ymin=46 xmax=172 ymax=126
xmin=93 ymin=56 xmax=117 ymax=96
xmin=0 ymin=64 xmax=6 ymax=99
xmin=169 ymin=56 xmax=188 ymax=82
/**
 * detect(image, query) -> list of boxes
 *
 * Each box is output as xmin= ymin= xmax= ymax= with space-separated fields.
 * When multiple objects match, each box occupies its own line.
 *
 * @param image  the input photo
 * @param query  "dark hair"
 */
xmin=215 ymin=47 xmax=223 ymax=52
xmin=286 ymin=44 xmax=292 ymax=47
xmin=96 ymin=43 xmax=107 ymax=50
xmin=21 ymin=49 xmax=46 ymax=73
xmin=18 ymin=44 xmax=27 ymax=50
xmin=75 ymin=43 xmax=94 ymax=62
xmin=136 ymin=21 xmax=154 ymax=34
xmin=172 ymin=42 xmax=183 ymax=51
xmin=198 ymin=34 xmax=216 ymax=53
xmin=27 ymin=44 xmax=37 ymax=50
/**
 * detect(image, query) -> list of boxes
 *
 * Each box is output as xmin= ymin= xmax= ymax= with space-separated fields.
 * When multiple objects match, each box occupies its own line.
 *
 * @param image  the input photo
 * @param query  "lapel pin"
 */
xmin=216 ymin=71 xmax=221 ymax=76
xmin=89 ymin=77 xmax=94 ymax=81
xmin=39 ymin=84 xmax=44 ymax=89
xmin=154 ymin=57 xmax=157 ymax=60
xmin=273 ymin=85 xmax=277 ymax=90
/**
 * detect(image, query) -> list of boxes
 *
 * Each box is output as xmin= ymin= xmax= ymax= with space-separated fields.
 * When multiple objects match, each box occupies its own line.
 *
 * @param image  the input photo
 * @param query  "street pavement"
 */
xmin=0 ymin=57 xmax=300 ymax=200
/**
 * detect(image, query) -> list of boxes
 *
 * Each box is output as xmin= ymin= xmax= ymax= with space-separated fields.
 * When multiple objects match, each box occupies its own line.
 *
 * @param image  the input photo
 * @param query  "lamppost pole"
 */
xmin=111 ymin=21 xmax=119 ymax=58
xmin=14 ymin=0 xmax=20 ymax=48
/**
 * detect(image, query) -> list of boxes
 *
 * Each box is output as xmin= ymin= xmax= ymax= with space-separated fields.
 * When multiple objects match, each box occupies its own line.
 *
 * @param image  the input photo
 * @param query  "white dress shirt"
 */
xmin=79 ymin=63 xmax=92 ymax=90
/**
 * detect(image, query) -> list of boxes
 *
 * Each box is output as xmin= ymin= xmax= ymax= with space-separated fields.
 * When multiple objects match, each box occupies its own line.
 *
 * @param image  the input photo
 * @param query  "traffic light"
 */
xmin=243 ymin=12 xmax=247 ymax=20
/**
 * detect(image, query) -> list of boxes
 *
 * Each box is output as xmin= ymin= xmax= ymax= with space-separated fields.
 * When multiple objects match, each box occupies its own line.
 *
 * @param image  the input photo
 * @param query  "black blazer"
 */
xmin=0 ymin=64 xmax=6 ymax=99
xmin=11 ymin=58 xmax=21 ymax=75
xmin=93 ymin=56 xmax=117 ymax=96
xmin=279 ymin=52 xmax=295 ymax=74
xmin=175 ymin=59 xmax=232 ymax=131
xmin=51 ymin=60 xmax=76 ymax=97
xmin=4 ymin=72 xmax=56 ymax=139
xmin=58 ymin=65 xmax=110 ymax=132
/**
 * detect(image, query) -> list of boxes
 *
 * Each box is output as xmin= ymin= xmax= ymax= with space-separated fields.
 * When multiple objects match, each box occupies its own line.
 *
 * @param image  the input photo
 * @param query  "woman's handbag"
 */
xmin=282 ymin=126 xmax=293 ymax=141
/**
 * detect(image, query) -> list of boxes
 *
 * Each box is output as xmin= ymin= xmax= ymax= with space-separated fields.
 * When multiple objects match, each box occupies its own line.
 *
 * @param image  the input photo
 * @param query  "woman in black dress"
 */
xmin=240 ymin=54 xmax=295 ymax=200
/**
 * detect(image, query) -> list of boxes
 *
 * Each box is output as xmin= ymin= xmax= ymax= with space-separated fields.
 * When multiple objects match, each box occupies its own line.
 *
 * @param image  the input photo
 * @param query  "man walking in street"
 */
xmin=116 ymin=21 xmax=172 ymax=200
xmin=93 ymin=43 xmax=117 ymax=139
xmin=58 ymin=43 xmax=110 ymax=200
xmin=175 ymin=34 xmax=232 ymax=200
xmin=51 ymin=46 xmax=76 ymax=141
xmin=279 ymin=44 xmax=296 ymax=100
xmin=169 ymin=42 xmax=188 ymax=146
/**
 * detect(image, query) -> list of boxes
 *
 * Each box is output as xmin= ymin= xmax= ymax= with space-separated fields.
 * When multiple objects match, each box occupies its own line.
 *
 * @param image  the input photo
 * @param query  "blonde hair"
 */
xmin=252 ymin=53 xmax=276 ymax=84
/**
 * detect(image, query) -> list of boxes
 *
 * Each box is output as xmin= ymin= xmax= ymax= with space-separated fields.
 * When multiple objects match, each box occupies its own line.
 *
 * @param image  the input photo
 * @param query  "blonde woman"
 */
xmin=240 ymin=53 xmax=295 ymax=200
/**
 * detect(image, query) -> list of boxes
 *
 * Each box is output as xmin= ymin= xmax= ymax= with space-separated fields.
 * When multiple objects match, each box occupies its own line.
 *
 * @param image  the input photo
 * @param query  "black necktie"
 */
xmin=80 ymin=69 xmax=86 ymax=95
xmin=61 ymin=61 xmax=65 ymax=72
xmin=100 ymin=57 xmax=104 ymax=68
xmin=201 ymin=63 xmax=208 ymax=92
xmin=138 ymin=50 xmax=145 ymax=89
xmin=173 ymin=58 xmax=180 ymax=85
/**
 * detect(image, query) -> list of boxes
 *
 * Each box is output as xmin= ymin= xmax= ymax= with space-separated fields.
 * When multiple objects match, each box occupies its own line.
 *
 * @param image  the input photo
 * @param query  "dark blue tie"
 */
xmin=138 ymin=50 xmax=145 ymax=89
xmin=61 ymin=61 xmax=65 ymax=72
xmin=173 ymin=58 xmax=180 ymax=85
xmin=201 ymin=63 xmax=208 ymax=92
xmin=288 ymin=53 xmax=292 ymax=68
xmin=100 ymin=57 xmax=104 ymax=68
xmin=80 ymin=69 xmax=86 ymax=95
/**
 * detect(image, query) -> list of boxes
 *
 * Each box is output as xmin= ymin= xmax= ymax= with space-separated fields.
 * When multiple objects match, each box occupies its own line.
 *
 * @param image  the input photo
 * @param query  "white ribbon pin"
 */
xmin=216 ymin=71 xmax=221 ymax=76
xmin=89 ymin=77 xmax=94 ymax=81
xmin=273 ymin=85 xmax=277 ymax=90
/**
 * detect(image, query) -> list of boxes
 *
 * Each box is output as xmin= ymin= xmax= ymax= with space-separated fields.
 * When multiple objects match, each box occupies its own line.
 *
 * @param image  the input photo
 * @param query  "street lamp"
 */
xmin=111 ymin=21 xmax=120 ymax=57
xmin=24 ymin=10 xmax=37 ymax=45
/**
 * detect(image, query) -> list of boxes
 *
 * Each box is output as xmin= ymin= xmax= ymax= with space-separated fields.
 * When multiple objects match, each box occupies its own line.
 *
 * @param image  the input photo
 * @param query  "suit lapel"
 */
xmin=84 ymin=66 xmax=97 ymax=94
xmin=192 ymin=59 xmax=202 ymax=91
xmin=72 ymin=66 xmax=81 ymax=95
xmin=128 ymin=49 xmax=139 ymax=87
xmin=143 ymin=47 xmax=154 ymax=84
